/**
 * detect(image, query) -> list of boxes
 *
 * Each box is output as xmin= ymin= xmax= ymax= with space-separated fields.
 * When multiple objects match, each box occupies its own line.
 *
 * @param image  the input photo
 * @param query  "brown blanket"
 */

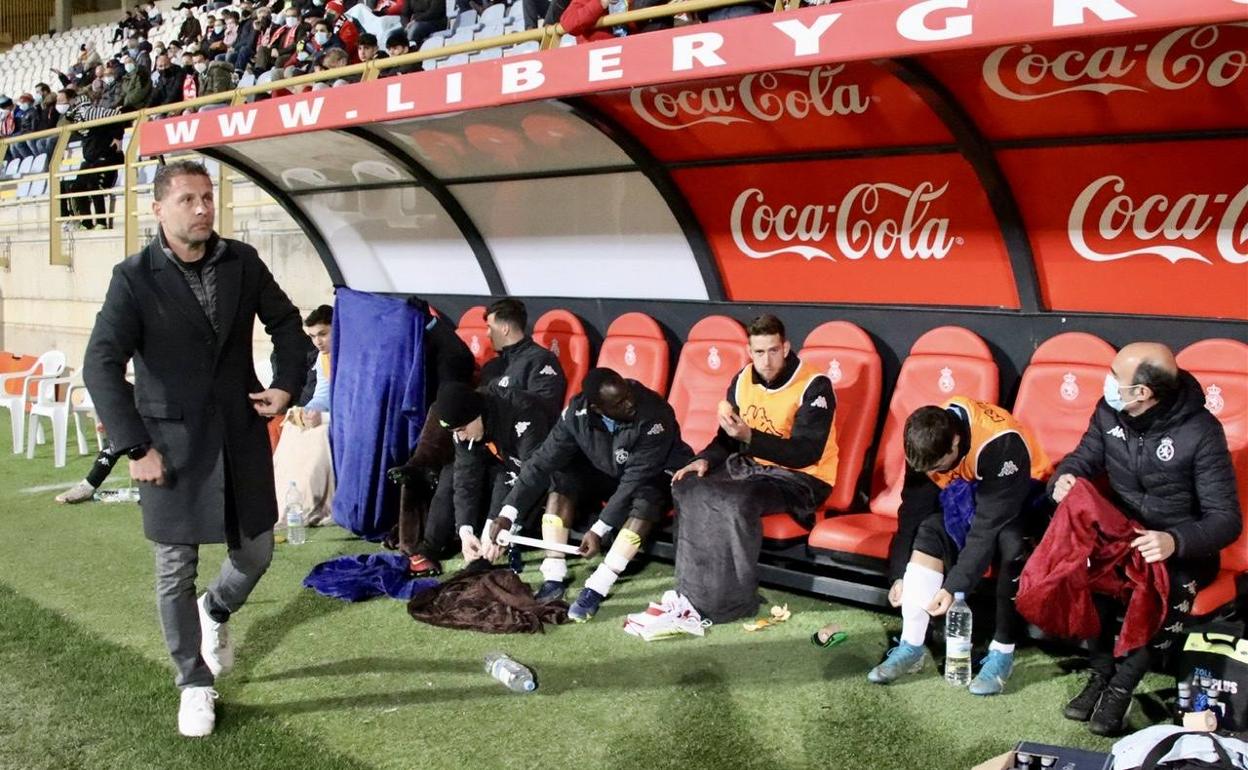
xmin=407 ymin=565 xmax=569 ymax=634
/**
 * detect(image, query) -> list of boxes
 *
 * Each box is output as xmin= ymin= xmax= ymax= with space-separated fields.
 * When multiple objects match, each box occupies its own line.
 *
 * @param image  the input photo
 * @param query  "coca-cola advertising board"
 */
xmin=925 ymin=22 xmax=1248 ymax=140
xmin=587 ymin=63 xmax=951 ymax=162
xmin=999 ymin=140 xmax=1248 ymax=319
xmin=673 ymin=154 xmax=1017 ymax=307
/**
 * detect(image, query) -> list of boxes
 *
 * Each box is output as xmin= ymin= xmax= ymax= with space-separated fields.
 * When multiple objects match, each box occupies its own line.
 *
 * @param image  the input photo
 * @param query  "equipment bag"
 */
xmin=1176 ymin=622 xmax=1248 ymax=732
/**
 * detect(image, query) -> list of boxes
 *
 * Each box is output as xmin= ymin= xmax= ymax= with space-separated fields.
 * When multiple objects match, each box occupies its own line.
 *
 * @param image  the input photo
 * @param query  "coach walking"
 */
xmin=83 ymin=160 xmax=308 ymax=737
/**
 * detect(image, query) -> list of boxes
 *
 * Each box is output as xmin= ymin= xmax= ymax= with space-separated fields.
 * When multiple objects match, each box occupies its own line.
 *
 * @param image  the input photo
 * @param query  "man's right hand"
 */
xmin=887 ymin=579 xmax=903 ymax=608
xmin=1052 ymin=473 xmax=1077 ymax=503
xmin=461 ymin=532 xmax=482 ymax=562
xmin=130 ymin=447 xmax=166 ymax=486
xmin=672 ymin=459 xmax=709 ymax=483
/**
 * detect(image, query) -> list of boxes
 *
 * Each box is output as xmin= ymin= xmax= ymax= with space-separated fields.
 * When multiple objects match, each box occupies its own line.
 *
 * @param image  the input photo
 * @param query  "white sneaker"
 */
xmin=178 ymin=686 xmax=218 ymax=737
xmin=197 ymin=594 xmax=234 ymax=677
xmin=55 ymin=480 xmax=97 ymax=504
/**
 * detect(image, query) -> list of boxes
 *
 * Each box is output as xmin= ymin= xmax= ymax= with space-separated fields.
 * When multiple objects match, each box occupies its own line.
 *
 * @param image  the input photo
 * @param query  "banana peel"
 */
xmin=742 ymin=604 xmax=792 ymax=632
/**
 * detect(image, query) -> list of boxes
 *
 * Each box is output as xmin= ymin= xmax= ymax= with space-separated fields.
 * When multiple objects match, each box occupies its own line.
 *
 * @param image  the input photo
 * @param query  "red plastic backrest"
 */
xmin=869 ymin=326 xmax=999 ymax=516
xmin=669 ymin=316 xmax=749 ymax=452
xmin=533 ymin=309 xmax=591 ymax=406
xmin=1013 ymin=332 xmax=1116 ymax=464
xmin=1177 ymin=338 xmax=1248 ymax=573
xmin=798 ymin=321 xmax=883 ymax=513
xmin=597 ymin=312 xmax=670 ymax=397
xmin=455 ymin=305 xmax=495 ymax=369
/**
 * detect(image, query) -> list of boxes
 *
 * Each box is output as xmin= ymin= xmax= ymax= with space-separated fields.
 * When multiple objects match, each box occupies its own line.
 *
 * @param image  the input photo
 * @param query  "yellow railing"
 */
xmin=0 ymin=0 xmax=776 ymax=265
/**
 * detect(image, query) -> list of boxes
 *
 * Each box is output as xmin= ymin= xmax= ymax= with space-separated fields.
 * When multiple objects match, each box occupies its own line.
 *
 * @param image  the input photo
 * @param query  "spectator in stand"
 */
xmin=269 ymin=6 xmax=309 ymax=70
xmin=304 ymin=18 xmax=344 ymax=62
xmin=149 ymin=55 xmax=186 ymax=108
xmin=182 ymin=52 xmax=209 ymax=103
xmin=229 ymin=4 xmax=273 ymax=72
xmin=379 ymin=31 xmax=418 ymax=76
xmin=559 ymin=0 xmax=672 ymax=43
xmin=0 ymin=97 xmax=17 ymax=163
xmin=203 ymin=15 xmax=227 ymax=56
xmin=121 ymin=57 xmax=153 ymax=112
xmin=403 ymin=0 xmax=449 ymax=49
xmin=24 ymin=84 xmax=58 ymax=156
xmin=58 ymin=88 xmax=124 ymax=230
xmin=311 ymin=48 xmax=351 ymax=88
xmin=250 ymin=5 xmax=282 ymax=71
xmin=68 ymin=42 xmax=102 ymax=83
xmin=5 ymin=96 xmax=33 ymax=160
xmin=125 ymin=34 xmax=152 ymax=71
xmin=178 ymin=12 xmax=204 ymax=46
xmin=144 ymin=2 xmax=164 ymax=28
xmin=356 ymin=32 xmax=385 ymax=63
xmin=199 ymin=57 xmax=238 ymax=101
xmin=113 ymin=10 xmax=138 ymax=44
xmin=99 ymin=63 xmax=124 ymax=110
xmin=209 ymin=12 xmax=241 ymax=58
xmin=15 ymin=94 xmax=47 ymax=158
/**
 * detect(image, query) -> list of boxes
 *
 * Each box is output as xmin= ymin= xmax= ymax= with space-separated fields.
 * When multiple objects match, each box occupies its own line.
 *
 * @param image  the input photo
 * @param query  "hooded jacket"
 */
xmin=479 ymin=336 xmax=566 ymax=418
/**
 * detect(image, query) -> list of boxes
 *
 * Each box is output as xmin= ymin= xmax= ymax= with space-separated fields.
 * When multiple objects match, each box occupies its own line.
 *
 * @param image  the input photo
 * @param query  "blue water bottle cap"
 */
xmin=953 ymin=592 xmax=965 ymax=601
xmin=522 ymin=680 xmax=536 ymax=692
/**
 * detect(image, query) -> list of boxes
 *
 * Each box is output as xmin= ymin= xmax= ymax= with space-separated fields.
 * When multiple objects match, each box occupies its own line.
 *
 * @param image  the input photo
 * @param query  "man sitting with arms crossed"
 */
xmin=867 ymin=398 xmax=1050 ymax=695
xmin=670 ymin=314 xmax=838 ymax=623
xmin=423 ymin=382 xmax=554 ymax=564
xmin=481 ymin=368 xmax=692 ymax=622
xmin=1048 ymin=342 xmax=1241 ymax=735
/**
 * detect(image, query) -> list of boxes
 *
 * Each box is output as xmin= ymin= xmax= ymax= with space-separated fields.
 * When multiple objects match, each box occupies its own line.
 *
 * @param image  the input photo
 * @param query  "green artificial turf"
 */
xmin=0 ymin=442 xmax=1172 ymax=770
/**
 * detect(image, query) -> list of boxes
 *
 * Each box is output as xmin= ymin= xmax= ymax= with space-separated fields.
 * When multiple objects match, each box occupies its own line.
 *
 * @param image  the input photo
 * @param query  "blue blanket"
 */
xmin=940 ymin=478 xmax=978 ymax=550
xmin=303 ymin=553 xmax=439 ymax=602
xmin=329 ymin=288 xmax=427 ymax=540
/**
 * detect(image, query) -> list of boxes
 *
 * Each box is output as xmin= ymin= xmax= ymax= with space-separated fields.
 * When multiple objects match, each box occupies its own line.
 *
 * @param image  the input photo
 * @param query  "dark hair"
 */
xmin=386 ymin=30 xmax=409 ymax=49
xmin=486 ymin=298 xmax=527 ymax=332
xmin=746 ymin=313 xmax=786 ymax=341
xmin=303 ymin=304 xmax=333 ymax=327
xmin=1133 ymin=361 xmax=1181 ymax=404
xmin=36 ymin=82 xmax=50 ymax=93
xmin=903 ymin=406 xmax=960 ymax=472
xmin=60 ymin=86 xmax=77 ymax=100
xmin=582 ymin=367 xmax=625 ymax=406
xmin=358 ymin=33 xmax=378 ymax=47
xmin=153 ymin=160 xmax=212 ymax=201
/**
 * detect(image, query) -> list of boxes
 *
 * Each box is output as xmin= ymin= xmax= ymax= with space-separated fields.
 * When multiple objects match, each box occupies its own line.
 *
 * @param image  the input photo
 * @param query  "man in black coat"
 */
xmin=479 ymin=297 xmax=566 ymax=418
xmin=148 ymin=54 xmax=188 ymax=108
xmin=1050 ymin=341 xmax=1242 ymax=736
xmin=83 ymin=160 xmax=307 ymax=738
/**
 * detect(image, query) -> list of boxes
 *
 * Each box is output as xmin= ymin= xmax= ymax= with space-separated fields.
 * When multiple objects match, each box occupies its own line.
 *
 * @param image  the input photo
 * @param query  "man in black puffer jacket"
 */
xmin=1051 ymin=341 xmax=1241 ymax=736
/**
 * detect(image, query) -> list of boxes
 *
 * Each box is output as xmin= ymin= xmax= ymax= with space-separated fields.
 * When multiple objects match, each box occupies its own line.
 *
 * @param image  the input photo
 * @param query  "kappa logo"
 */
xmin=647 ymin=423 xmax=665 ymax=436
xmin=515 ymin=421 xmax=530 ymax=437
xmin=575 ymin=408 xmax=588 ymax=417
xmin=998 ymin=460 xmax=1019 ymax=477
xmin=505 ymin=471 xmax=519 ymax=487
xmin=539 ymin=365 xmax=557 ymax=376
xmin=614 ymin=448 xmax=630 ymax=465
xmin=497 ymin=376 xmax=511 ymax=388
xmin=1107 ymin=425 xmax=1127 ymax=441
xmin=1157 ymin=437 xmax=1175 ymax=462
xmin=1060 ymin=373 xmax=1080 ymax=402
xmin=742 ymin=405 xmax=778 ymax=436
xmin=811 ymin=395 xmax=829 ymax=409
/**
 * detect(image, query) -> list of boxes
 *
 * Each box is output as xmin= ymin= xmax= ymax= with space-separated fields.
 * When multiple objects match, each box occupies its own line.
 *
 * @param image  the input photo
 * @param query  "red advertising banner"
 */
xmin=140 ymin=0 xmax=1246 ymax=155
xmin=585 ymin=63 xmax=951 ymax=161
xmin=672 ymin=154 xmax=1018 ymax=307
xmin=999 ymin=140 xmax=1248 ymax=319
xmin=924 ymin=21 xmax=1248 ymax=140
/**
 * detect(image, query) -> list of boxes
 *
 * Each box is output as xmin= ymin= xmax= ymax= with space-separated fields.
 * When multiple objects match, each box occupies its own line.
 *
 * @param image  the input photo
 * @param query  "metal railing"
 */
xmin=0 ymin=0 xmax=785 ymax=266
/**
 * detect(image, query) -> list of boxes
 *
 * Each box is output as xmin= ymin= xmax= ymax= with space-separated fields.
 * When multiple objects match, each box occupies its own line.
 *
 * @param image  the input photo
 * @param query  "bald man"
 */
xmin=1050 ymin=342 xmax=1241 ymax=736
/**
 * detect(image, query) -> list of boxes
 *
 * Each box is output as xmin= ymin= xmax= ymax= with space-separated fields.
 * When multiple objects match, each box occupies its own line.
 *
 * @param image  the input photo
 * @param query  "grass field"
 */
xmin=0 ymin=442 xmax=1171 ymax=770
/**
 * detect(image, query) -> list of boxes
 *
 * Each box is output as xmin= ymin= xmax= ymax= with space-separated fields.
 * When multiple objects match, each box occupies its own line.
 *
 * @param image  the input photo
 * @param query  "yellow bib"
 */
xmin=734 ymin=360 xmax=839 ymax=488
xmin=928 ymin=396 xmax=1052 ymax=489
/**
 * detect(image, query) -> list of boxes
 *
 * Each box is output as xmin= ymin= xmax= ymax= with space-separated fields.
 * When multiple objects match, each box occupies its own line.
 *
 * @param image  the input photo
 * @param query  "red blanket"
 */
xmin=1016 ymin=479 xmax=1169 ymax=657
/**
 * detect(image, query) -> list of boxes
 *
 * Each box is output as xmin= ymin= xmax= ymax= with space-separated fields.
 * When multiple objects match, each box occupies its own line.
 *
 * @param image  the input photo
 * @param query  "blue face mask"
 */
xmin=1103 ymin=374 xmax=1133 ymax=412
xmin=600 ymin=415 xmax=618 ymax=433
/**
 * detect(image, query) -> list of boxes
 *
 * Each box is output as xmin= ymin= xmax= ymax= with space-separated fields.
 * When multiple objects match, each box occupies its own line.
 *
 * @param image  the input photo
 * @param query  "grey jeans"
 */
xmin=153 ymin=528 xmax=274 ymax=688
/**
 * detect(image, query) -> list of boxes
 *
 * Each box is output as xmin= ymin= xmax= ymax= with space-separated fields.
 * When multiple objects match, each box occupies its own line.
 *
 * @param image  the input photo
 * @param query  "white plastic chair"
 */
xmin=0 ymin=351 xmax=67 ymax=455
xmin=26 ymin=370 xmax=77 ymax=468
xmin=68 ymin=376 xmax=103 ymax=456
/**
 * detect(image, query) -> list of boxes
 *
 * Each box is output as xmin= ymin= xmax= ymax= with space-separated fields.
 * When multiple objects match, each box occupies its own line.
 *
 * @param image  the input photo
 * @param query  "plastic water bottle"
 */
xmin=945 ymin=592 xmax=972 ymax=686
xmin=607 ymin=0 xmax=628 ymax=37
xmin=484 ymin=652 xmax=536 ymax=693
xmin=285 ymin=481 xmax=306 ymax=545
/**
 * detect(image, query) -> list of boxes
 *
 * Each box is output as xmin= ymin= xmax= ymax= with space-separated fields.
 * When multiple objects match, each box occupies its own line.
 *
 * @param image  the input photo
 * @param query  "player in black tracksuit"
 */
xmin=480 ymin=336 xmax=565 ymax=419
xmin=484 ymin=368 xmax=693 ymax=621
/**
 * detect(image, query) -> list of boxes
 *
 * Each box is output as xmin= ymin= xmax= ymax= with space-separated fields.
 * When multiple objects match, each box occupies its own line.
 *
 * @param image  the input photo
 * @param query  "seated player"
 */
xmin=867 ymin=398 xmax=1050 ymax=696
xmin=272 ymin=305 xmax=336 ymax=526
xmin=668 ymin=314 xmax=838 ymax=623
xmin=481 ymin=367 xmax=692 ymax=622
xmin=480 ymin=298 xmax=566 ymax=418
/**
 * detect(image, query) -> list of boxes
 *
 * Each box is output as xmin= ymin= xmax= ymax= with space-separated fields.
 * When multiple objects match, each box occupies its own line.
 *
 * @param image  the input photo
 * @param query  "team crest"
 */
xmin=826 ymin=359 xmax=843 ymax=384
xmin=1060 ymin=373 xmax=1079 ymax=402
xmin=549 ymin=339 xmax=561 ymax=357
xmin=497 ymin=376 xmax=510 ymax=388
xmin=707 ymin=346 xmax=721 ymax=370
xmin=515 ymin=421 xmax=530 ymax=437
xmin=1205 ymin=384 xmax=1224 ymax=415
xmin=470 ymin=335 xmax=481 ymax=355
xmin=1156 ymin=437 xmax=1175 ymax=462
xmin=624 ymin=344 xmax=637 ymax=367
xmin=614 ymin=448 xmax=630 ymax=465
xmin=938 ymin=367 xmax=955 ymax=394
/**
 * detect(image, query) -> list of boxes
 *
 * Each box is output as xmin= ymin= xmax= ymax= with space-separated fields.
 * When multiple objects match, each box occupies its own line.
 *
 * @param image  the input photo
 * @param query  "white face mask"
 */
xmin=125 ymin=63 xmax=136 ymax=73
xmin=19 ymin=102 xmax=32 ymax=110
xmin=314 ymin=31 xmax=330 ymax=45
xmin=55 ymin=103 xmax=69 ymax=114
xmin=103 ymin=76 xmax=115 ymax=85
xmin=194 ymin=61 xmax=208 ymax=73
xmin=1103 ymin=374 xmax=1138 ymax=413
xmin=215 ymin=24 xmax=224 ymax=32
xmin=285 ymin=16 xmax=299 ymax=27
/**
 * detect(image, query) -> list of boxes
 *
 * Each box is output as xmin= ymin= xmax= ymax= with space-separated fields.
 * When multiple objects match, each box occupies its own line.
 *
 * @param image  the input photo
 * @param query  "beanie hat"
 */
xmin=433 ymin=383 xmax=484 ymax=429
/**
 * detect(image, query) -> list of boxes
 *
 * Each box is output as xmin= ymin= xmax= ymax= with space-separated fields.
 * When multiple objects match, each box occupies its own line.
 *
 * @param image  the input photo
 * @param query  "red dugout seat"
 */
xmin=762 ymin=322 xmax=883 ymax=545
xmin=533 ymin=309 xmax=591 ymax=406
xmin=455 ymin=306 xmax=495 ymax=370
xmin=596 ymin=312 xmax=670 ymax=397
xmin=1176 ymin=338 xmax=1248 ymax=615
xmin=1012 ymin=332 xmax=1116 ymax=463
xmin=810 ymin=326 xmax=998 ymax=561
xmin=667 ymin=315 xmax=749 ymax=453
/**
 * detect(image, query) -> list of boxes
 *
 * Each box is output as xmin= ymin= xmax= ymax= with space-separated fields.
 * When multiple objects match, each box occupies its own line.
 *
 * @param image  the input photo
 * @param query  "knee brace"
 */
xmin=603 ymin=528 xmax=642 ymax=573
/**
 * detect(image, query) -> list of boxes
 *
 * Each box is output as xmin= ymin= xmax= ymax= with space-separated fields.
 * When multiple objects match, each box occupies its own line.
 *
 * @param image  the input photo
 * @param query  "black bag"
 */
xmin=1138 ymin=731 xmax=1235 ymax=770
xmin=1176 ymin=623 xmax=1248 ymax=732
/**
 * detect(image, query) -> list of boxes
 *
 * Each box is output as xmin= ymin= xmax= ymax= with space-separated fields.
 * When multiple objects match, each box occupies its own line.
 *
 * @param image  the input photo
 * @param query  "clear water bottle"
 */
xmin=607 ymin=0 xmax=628 ymax=37
xmin=484 ymin=652 xmax=537 ymax=693
xmin=945 ymin=592 xmax=972 ymax=686
xmin=285 ymin=481 xmax=306 ymax=545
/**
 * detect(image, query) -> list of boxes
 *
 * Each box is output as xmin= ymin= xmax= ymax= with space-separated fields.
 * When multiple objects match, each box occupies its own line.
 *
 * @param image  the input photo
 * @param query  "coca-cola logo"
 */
xmin=1068 ymin=176 xmax=1248 ymax=264
xmin=982 ymin=23 xmax=1248 ymax=101
xmin=629 ymin=66 xmax=870 ymax=131
xmin=729 ymin=182 xmax=957 ymax=261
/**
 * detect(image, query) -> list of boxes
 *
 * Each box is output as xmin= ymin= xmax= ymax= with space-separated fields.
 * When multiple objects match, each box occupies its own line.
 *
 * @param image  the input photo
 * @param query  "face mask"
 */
xmin=285 ymin=16 xmax=298 ymax=27
xmin=129 ymin=47 xmax=140 ymax=57
xmin=103 ymin=76 xmax=116 ymax=85
xmin=314 ymin=0 xmax=325 ymax=5
xmin=215 ymin=25 xmax=224 ymax=33
xmin=314 ymin=31 xmax=330 ymax=45
xmin=194 ymin=61 xmax=208 ymax=73
xmin=18 ymin=102 xmax=31 ymax=110
xmin=56 ymin=103 xmax=69 ymax=114
xmin=125 ymin=62 xmax=136 ymax=73
xmin=296 ymin=49 xmax=310 ymax=61
xmin=1103 ymin=374 xmax=1134 ymax=412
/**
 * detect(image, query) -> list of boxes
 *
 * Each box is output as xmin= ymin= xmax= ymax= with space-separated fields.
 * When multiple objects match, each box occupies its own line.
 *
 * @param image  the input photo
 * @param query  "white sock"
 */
xmin=900 ymin=563 xmax=943 ymax=647
xmin=989 ymin=641 xmax=1015 ymax=654
xmin=540 ymin=557 xmax=567 ymax=583
xmin=583 ymin=564 xmax=620 ymax=597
